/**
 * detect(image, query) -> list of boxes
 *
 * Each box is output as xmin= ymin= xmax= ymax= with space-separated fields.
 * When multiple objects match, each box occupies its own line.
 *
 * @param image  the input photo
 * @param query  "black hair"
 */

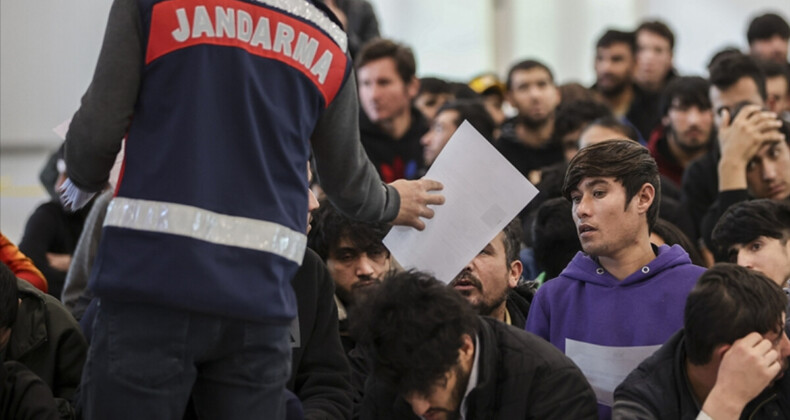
xmin=596 ymin=29 xmax=637 ymax=55
xmin=563 ymin=140 xmax=661 ymax=232
xmin=660 ymin=76 xmax=712 ymax=117
xmin=356 ymin=38 xmax=417 ymax=84
xmin=506 ymin=59 xmax=555 ymax=91
xmin=708 ymin=53 xmax=767 ymax=102
xmin=712 ymin=199 xmax=790 ymax=263
xmin=0 ymin=263 xmax=19 ymax=330
xmin=435 ymin=100 xmax=496 ymax=142
xmin=307 ymin=199 xmax=391 ymax=262
xmin=449 ymin=82 xmax=481 ymax=101
xmin=652 ymin=219 xmax=706 ymax=266
xmin=553 ymin=100 xmax=613 ymax=149
xmin=351 ymin=270 xmax=479 ymax=396
xmin=636 ymin=20 xmax=675 ymax=50
xmin=685 ymin=263 xmax=786 ymax=365
xmin=757 ymin=59 xmax=790 ymax=82
xmin=502 ymin=217 xmax=523 ymax=266
xmin=581 ymin=116 xmax=640 ymax=142
xmin=747 ymin=13 xmax=790 ymax=44
xmin=418 ymin=77 xmax=452 ymax=96
xmin=532 ymin=197 xmax=582 ymax=279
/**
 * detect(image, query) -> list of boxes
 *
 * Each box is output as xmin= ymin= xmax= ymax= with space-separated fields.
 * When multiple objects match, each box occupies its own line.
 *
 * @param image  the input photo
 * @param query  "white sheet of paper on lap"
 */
xmin=383 ymin=120 xmax=539 ymax=283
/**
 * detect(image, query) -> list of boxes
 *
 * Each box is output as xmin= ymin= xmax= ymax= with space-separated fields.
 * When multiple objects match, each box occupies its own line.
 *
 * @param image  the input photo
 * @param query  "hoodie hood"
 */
xmin=559 ymin=244 xmax=693 ymax=288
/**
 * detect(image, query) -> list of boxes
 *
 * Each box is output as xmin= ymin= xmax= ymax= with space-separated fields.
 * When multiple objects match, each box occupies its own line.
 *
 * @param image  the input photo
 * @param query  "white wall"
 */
xmin=370 ymin=0 xmax=790 ymax=84
xmin=1 ymin=0 xmax=112 ymax=149
xmin=2 ymin=0 xmax=790 ymax=149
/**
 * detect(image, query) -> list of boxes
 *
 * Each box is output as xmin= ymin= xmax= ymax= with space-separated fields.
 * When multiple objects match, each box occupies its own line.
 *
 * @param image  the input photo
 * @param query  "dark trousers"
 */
xmin=81 ymin=299 xmax=291 ymax=420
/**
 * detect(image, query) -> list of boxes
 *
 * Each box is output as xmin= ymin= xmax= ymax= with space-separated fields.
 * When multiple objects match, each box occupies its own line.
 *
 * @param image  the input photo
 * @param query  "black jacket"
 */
xmin=4 ymin=279 xmax=86 ymax=420
xmin=359 ymin=106 xmax=427 ymax=182
xmin=289 ymin=249 xmax=353 ymax=420
xmin=0 ymin=361 xmax=60 ymax=420
xmin=614 ymin=330 xmax=790 ymax=419
xmin=505 ymin=284 xmax=534 ymax=329
xmin=681 ymin=146 xmax=720 ymax=242
xmin=359 ymin=317 xmax=598 ymax=419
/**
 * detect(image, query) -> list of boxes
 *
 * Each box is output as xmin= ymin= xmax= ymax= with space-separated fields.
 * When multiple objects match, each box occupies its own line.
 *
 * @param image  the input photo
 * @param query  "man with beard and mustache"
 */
xmin=449 ymin=219 xmax=534 ymax=328
xmin=614 ymin=264 xmax=790 ymax=419
xmin=647 ymin=76 xmax=715 ymax=188
xmin=354 ymin=270 xmax=598 ymax=420
xmin=496 ymin=59 xmax=563 ymax=181
xmin=307 ymin=200 xmax=392 ymax=356
xmin=592 ymin=29 xmax=659 ymax=142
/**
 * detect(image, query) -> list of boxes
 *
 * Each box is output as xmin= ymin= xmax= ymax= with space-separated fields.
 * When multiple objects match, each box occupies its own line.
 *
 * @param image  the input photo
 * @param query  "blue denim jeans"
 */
xmin=81 ymin=299 xmax=291 ymax=420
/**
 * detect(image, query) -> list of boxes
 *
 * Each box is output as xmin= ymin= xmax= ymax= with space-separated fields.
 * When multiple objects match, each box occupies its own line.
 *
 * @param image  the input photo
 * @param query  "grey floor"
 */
xmin=0 ymin=148 xmax=53 ymax=244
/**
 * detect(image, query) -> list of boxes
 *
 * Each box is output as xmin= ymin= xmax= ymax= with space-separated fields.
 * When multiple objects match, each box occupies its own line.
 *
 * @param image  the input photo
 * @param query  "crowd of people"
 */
xmin=2 ymin=0 xmax=790 ymax=419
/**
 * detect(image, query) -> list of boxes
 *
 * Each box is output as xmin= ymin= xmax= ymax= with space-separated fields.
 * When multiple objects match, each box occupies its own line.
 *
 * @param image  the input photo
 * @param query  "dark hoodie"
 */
xmin=526 ymin=244 xmax=705 ymax=419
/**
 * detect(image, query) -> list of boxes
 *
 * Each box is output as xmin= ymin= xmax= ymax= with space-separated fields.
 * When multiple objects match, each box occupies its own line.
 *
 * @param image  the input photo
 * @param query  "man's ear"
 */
xmin=508 ymin=260 xmax=523 ymax=288
xmin=635 ymin=182 xmax=656 ymax=214
xmin=459 ymin=334 xmax=475 ymax=362
xmin=711 ymin=343 xmax=731 ymax=365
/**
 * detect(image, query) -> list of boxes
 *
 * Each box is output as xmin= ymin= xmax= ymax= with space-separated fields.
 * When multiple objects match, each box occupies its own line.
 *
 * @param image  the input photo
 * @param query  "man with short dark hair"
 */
xmin=414 ymin=77 xmax=454 ymax=123
xmin=420 ymin=100 xmax=495 ymax=167
xmin=712 ymin=199 xmax=790 ymax=287
xmin=356 ymin=38 xmax=426 ymax=182
xmin=682 ymin=53 xmax=776 ymax=242
xmin=698 ymin=54 xmax=790 ymax=250
xmin=308 ymin=201 xmax=392 ymax=354
xmin=758 ymin=59 xmax=790 ymax=115
xmin=647 ymin=76 xmax=715 ymax=187
xmin=449 ymin=218 xmax=533 ymax=328
xmin=527 ymin=140 xmax=705 ymax=418
xmin=634 ymin=20 xmax=677 ymax=94
xmin=614 ymin=263 xmax=790 ymax=419
xmin=747 ymin=12 xmax=790 ymax=65
xmin=356 ymin=270 xmax=598 ymax=419
xmin=593 ymin=29 xmax=659 ymax=140
xmin=496 ymin=59 xmax=563 ymax=180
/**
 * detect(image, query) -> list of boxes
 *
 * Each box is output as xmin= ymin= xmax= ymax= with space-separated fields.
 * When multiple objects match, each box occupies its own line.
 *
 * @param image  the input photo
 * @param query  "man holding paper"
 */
xmin=526 ymin=140 xmax=705 ymax=419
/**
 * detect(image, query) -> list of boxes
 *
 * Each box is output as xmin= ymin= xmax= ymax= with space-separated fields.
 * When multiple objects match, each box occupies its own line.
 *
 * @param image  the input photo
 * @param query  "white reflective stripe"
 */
xmin=104 ymin=197 xmax=306 ymax=264
xmin=256 ymin=0 xmax=348 ymax=53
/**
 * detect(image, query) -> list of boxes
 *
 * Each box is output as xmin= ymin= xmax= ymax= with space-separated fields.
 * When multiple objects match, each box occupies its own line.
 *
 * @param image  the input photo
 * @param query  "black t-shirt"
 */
xmin=359 ymin=107 xmax=427 ymax=183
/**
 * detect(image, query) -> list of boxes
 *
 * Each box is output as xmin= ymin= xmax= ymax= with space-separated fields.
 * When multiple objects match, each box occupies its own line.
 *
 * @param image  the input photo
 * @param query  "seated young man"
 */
xmin=355 ymin=270 xmax=598 ymax=419
xmin=614 ymin=263 xmax=790 ymax=419
xmin=449 ymin=218 xmax=533 ymax=328
xmin=307 ymin=201 xmax=393 ymax=355
xmin=526 ymin=140 xmax=705 ymax=418
xmin=712 ymin=199 xmax=790 ymax=288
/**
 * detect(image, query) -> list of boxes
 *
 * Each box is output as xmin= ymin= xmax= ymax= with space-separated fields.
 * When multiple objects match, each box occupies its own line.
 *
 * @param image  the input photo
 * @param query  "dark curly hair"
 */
xmin=307 ymin=199 xmax=391 ymax=262
xmin=351 ymin=270 xmax=479 ymax=396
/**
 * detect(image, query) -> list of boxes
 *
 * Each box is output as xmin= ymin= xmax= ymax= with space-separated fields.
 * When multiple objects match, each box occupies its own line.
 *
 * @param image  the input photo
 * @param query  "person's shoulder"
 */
xmin=485 ymin=318 xmax=572 ymax=366
xmin=614 ymin=332 xmax=685 ymax=415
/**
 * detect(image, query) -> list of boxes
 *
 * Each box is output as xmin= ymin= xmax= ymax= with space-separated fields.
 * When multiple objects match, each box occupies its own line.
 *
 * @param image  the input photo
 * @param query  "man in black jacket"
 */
xmin=354 ymin=270 xmax=597 ymax=420
xmin=614 ymin=264 xmax=790 ymax=419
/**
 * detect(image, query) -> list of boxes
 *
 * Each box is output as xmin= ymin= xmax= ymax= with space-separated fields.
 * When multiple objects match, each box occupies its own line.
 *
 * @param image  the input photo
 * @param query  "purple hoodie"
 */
xmin=526 ymin=244 xmax=705 ymax=419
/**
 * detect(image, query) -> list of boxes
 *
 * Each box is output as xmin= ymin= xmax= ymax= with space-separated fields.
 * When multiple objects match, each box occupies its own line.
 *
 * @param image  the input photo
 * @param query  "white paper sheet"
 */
xmin=383 ymin=120 xmax=538 ymax=283
xmin=565 ymin=339 xmax=661 ymax=407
